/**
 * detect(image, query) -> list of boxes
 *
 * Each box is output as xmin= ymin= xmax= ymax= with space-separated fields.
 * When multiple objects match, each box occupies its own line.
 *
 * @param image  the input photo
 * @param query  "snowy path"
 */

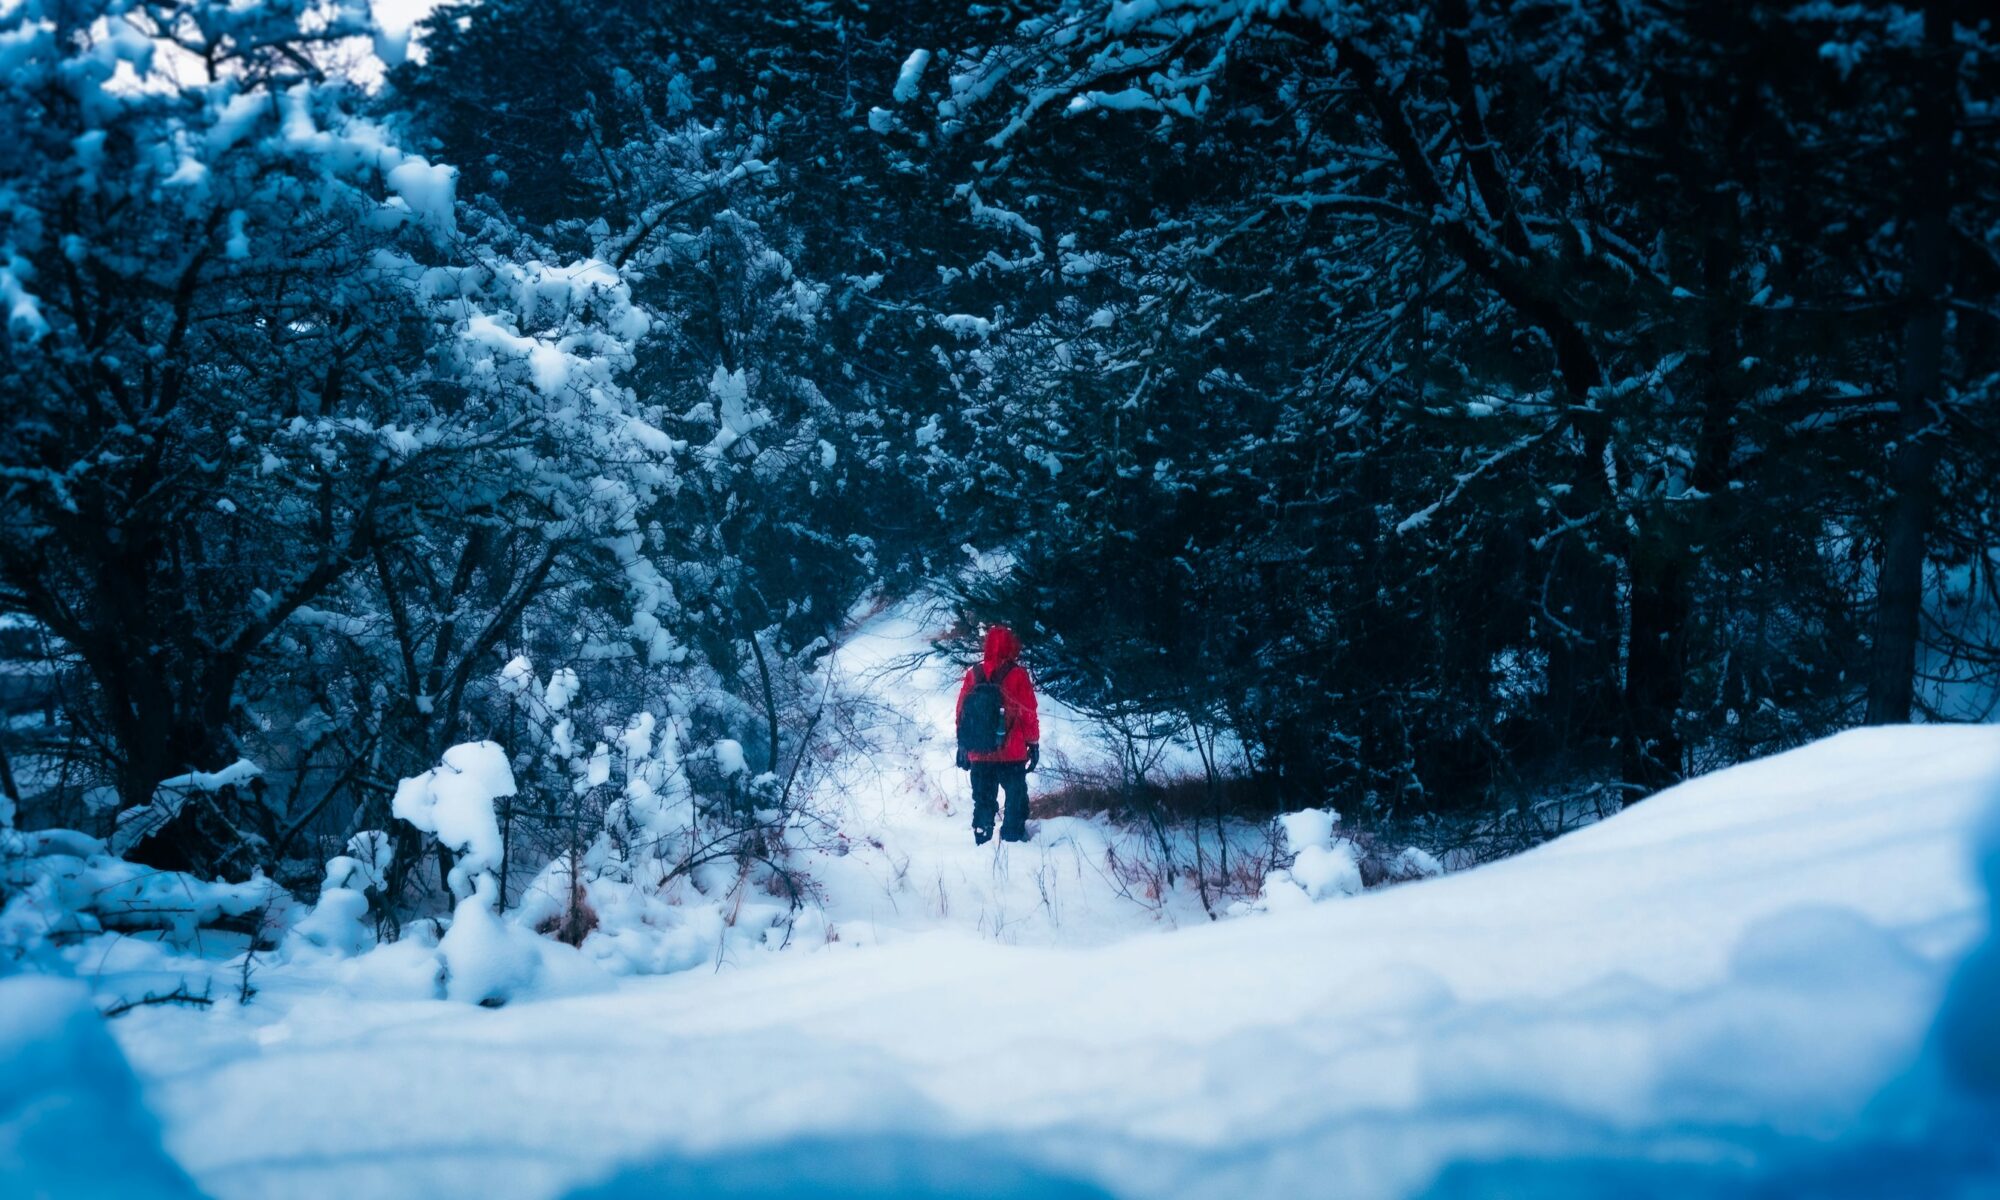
xmin=109 ymin=726 xmax=2000 ymax=1199
xmin=775 ymin=593 xmax=1248 ymax=948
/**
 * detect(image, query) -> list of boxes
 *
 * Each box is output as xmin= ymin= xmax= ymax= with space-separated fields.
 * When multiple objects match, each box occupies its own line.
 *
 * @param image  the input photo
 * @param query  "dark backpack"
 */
xmin=956 ymin=663 xmax=1013 ymax=754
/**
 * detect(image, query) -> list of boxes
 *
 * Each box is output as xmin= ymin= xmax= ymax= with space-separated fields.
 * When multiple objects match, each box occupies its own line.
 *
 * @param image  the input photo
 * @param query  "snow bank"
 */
xmin=573 ymin=1134 xmax=1105 ymax=1199
xmin=100 ymin=727 xmax=2000 ymax=1200
xmin=1937 ymin=790 xmax=2000 ymax=1095
xmin=0 ymin=976 xmax=202 ymax=1198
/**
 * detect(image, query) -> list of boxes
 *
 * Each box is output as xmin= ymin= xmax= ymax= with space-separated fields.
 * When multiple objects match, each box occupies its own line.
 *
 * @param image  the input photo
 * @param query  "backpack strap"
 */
xmin=989 ymin=662 xmax=1013 ymax=687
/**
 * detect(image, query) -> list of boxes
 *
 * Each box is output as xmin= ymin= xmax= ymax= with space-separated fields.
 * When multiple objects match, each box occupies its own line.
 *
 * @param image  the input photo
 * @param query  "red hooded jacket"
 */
xmin=955 ymin=625 xmax=1040 ymax=764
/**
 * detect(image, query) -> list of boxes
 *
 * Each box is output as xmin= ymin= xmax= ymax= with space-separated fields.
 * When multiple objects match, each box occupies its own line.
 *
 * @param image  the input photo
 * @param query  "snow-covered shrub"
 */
xmin=1 ymin=828 xmax=290 ymax=962
xmin=489 ymin=659 xmax=820 ymax=978
xmin=381 ymin=742 xmax=590 ymax=1005
xmin=437 ymin=875 xmax=549 ymax=1006
xmin=391 ymin=742 xmax=514 ymax=900
xmin=1255 ymin=809 xmax=1364 ymax=910
xmin=372 ymin=726 xmax=811 ymax=1003
xmin=1389 ymin=846 xmax=1446 ymax=882
xmin=283 ymin=833 xmax=395 ymax=960
xmin=1245 ymin=809 xmax=1445 ymax=914
xmin=284 ymin=885 xmax=372 ymax=960
xmin=110 ymin=761 xmax=265 ymax=859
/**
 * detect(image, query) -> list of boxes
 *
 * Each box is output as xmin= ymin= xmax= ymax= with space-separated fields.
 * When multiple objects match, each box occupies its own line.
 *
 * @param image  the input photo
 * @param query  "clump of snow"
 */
xmin=1276 ymin=807 xmax=1336 ymax=855
xmin=284 ymin=833 xmax=395 ymax=960
xmin=937 ymin=312 xmax=994 ymax=340
xmin=1257 ymin=807 xmax=1363 ymax=906
xmin=1391 ymin=845 xmax=1444 ymax=880
xmin=437 ymin=875 xmax=544 ymax=1006
xmin=545 ymin=667 xmax=580 ymax=712
xmin=390 ymin=741 xmax=513 ymax=897
xmin=1288 ymin=838 xmax=1363 ymax=901
xmin=892 ymin=48 xmax=932 ymax=103
xmin=702 ymin=365 xmax=768 ymax=458
xmin=712 ymin=738 xmax=747 ymax=779
xmin=284 ymin=882 xmax=372 ymax=959
xmin=344 ymin=830 xmax=395 ymax=891
xmin=3 ymin=254 xmax=50 ymax=340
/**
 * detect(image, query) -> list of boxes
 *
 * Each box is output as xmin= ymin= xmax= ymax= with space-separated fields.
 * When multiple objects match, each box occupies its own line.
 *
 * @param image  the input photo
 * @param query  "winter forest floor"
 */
xmin=7 ymin=599 xmax=2000 ymax=1199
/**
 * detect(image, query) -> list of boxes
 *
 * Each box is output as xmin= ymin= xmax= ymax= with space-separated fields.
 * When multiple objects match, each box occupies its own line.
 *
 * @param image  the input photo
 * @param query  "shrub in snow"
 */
xmin=1 ymin=828 xmax=289 ymax=957
xmin=1389 ymin=845 xmax=1446 ymax=881
xmin=371 ymin=647 xmax=823 ymax=998
xmin=385 ymin=743 xmax=563 ymax=1004
xmin=1247 ymin=809 xmax=1445 ymax=913
xmin=109 ymin=761 xmax=265 ymax=859
xmin=285 ymin=885 xmax=372 ymax=960
xmin=1288 ymin=839 xmax=1365 ymax=902
xmin=1257 ymin=808 xmax=1363 ymax=909
xmin=516 ymin=855 xmax=598 ymax=947
xmin=1277 ymin=808 xmax=1338 ymax=856
xmin=496 ymin=659 xmax=813 ymax=975
xmin=283 ymin=833 xmax=395 ymax=960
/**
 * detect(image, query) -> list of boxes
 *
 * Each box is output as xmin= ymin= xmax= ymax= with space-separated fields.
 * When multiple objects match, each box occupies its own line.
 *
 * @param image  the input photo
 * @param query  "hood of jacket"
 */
xmin=981 ymin=625 xmax=1022 ymax=675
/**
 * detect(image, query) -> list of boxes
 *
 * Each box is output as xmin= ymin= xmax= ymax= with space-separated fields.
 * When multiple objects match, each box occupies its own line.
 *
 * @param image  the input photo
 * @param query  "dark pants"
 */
xmin=969 ymin=761 xmax=1029 ymax=843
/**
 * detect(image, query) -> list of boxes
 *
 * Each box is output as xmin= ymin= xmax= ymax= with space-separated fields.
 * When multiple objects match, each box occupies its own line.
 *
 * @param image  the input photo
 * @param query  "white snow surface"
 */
xmin=83 ymin=721 xmax=2000 ymax=1199
xmin=0 ymin=976 xmax=201 ymax=1198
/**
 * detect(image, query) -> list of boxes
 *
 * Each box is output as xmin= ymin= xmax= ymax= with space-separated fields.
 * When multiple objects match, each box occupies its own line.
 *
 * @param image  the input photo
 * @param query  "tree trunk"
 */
xmin=1622 ymin=542 xmax=1688 ymax=797
xmin=1865 ymin=0 xmax=1955 ymax=725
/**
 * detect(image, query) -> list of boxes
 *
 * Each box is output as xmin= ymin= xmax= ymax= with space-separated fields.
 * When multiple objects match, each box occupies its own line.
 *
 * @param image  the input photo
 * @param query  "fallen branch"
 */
xmin=101 ymin=983 xmax=215 ymax=1018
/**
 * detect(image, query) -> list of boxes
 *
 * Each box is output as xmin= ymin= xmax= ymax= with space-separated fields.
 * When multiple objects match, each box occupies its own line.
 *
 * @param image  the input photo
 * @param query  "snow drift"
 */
xmin=57 ymin=724 xmax=1994 ymax=1200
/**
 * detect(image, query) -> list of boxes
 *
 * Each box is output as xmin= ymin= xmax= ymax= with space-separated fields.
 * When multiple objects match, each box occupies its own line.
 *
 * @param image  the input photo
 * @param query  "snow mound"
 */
xmin=0 ymin=976 xmax=202 ymax=1198
xmin=439 ymin=875 xmax=548 ymax=1005
xmin=572 ymin=1134 xmax=1105 ymax=1199
xmin=1937 ymin=786 xmax=2000 ymax=1095
xmin=99 ymin=726 xmax=2000 ymax=1200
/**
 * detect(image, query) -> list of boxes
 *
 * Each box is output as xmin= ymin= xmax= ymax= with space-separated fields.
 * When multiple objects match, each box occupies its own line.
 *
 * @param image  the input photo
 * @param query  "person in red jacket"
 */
xmin=954 ymin=624 xmax=1041 ymax=844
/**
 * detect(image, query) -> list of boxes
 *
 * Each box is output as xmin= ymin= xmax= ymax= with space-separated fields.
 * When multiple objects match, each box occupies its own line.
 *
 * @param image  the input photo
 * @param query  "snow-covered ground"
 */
xmin=8 ymin=719 xmax=1996 ymax=1198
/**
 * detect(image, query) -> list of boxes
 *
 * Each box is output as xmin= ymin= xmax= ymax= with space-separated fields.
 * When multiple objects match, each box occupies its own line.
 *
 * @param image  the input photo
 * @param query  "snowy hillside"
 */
xmin=8 ymin=724 xmax=1995 ymax=1199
